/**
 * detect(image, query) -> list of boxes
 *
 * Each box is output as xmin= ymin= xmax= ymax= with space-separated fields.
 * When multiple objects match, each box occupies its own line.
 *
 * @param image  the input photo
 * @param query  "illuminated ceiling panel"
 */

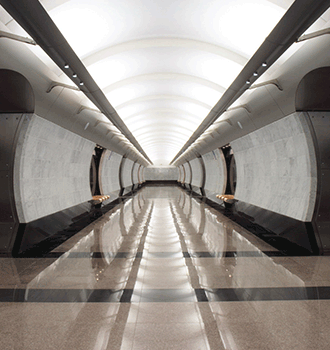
xmin=39 ymin=0 xmax=289 ymax=165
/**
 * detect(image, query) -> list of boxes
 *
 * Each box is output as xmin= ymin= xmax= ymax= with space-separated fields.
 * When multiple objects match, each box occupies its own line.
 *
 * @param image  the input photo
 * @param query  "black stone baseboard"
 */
xmin=9 ymin=183 xmax=320 ymax=257
xmin=11 ymin=195 xmax=133 ymax=257
xmin=144 ymin=180 xmax=179 ymax=185
xmin=185 ymin=190 xmax=319 ymax=256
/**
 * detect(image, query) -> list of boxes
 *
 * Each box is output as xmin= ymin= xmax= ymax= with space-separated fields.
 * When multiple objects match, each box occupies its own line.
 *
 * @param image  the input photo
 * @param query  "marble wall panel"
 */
xmin=144 ymin=166 xmax=179 ymax=181
xmin=183 ymin=163 xmax=191 ymax=185
xmin=230 ymin=112 xmax=317 ymax=221
xmin=202 ymin=149 xmax=227 ymax=196
xmin=99 ymin=150 xmax=122 ymax=197
xmin=14 ymin=114 xmax=95 ymax=223
xmin=190 ymin=158 xmax=203 ymax=188
xmin=121 ymin=158 xmax=134 ymax=188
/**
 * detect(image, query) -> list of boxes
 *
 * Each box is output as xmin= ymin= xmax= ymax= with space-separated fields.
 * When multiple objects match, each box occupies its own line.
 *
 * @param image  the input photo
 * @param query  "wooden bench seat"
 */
xmin=216 ymin=194 xmax=236 ymax=204
xmin=91 ymin=195 xmax=110 ymax=205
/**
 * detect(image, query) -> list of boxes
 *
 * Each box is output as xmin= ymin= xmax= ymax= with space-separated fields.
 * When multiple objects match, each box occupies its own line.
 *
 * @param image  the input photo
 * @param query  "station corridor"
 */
xmin=1 ymin=185 xmax=330 ymax=349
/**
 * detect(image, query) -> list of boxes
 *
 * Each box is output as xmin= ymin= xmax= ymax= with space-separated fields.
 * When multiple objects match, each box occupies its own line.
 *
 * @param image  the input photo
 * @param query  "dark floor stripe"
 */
xmin=1 ymin=287 xmax=330 ymax=303
xmin=17 ymin=250 xmax=288 ymax=259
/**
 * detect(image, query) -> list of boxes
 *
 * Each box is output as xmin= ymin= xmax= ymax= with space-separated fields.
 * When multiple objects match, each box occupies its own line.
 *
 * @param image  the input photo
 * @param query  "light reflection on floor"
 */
xmin=1 ymin=186 xmax=330 ymax=349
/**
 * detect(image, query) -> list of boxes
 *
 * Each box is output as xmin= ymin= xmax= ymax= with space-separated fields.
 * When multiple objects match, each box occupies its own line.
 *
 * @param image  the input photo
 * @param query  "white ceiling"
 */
xmin=16 ymin=0 xmax=298 ymax=164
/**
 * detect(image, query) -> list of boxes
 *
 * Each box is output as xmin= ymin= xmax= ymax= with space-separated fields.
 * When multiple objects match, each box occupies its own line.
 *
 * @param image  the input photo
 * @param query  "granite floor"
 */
xmin=1 ymin=185 xmax=330 ymax=349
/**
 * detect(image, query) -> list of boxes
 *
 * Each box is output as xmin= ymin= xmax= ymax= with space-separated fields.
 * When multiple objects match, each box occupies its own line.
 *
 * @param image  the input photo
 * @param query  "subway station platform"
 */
xmin=1 ymin=185 xmax=330 ymax=349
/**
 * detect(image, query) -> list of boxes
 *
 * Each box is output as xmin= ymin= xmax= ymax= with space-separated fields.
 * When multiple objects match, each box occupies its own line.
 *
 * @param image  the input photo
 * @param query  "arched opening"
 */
xmin=90 ymin=145 xmax=104 ymax=196
xmin=222 ymin=145 xmax=236 ymax=195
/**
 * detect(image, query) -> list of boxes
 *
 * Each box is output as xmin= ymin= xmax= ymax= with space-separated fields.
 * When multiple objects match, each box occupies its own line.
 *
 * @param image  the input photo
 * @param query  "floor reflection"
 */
xmin=1 ymin=186 xmax=330 ymax=349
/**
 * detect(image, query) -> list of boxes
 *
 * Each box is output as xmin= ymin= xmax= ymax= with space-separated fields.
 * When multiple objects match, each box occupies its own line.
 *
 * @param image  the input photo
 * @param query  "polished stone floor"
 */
xmin=2 ymin=185 xmax=330 ymax=349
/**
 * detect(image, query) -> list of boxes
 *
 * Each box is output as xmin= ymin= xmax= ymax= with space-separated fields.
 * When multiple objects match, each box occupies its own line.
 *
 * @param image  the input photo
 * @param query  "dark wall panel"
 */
xmin=0 ymin=70 xmax=35 ymax=113
xmin=296 ymin=67 xmax=330 ymax=111
xmin=307 ymin=112 xmax=330 ymax=254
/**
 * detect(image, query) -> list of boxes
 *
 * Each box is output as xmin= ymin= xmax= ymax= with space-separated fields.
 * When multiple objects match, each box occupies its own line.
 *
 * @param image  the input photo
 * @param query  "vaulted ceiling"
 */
xmin=4 ymin=0 xmax=296 ymax=164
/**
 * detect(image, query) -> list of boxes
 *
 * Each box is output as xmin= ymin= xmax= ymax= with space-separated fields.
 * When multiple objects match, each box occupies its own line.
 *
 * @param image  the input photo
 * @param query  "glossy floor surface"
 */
xmin=2 ymin=185 xmax=330 ymax=349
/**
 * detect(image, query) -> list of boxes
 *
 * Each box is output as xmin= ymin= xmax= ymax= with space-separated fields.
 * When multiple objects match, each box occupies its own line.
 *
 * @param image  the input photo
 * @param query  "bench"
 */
xmin=216 ymin=194 xmax=236 ymax=204
xmin=91 ymin=195 xmax=110 ymax=206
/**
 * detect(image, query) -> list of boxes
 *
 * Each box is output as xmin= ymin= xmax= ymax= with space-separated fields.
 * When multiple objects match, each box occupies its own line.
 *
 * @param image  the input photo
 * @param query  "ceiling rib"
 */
xmin=115 ymin=95 xmax=212 ymax=111
xmin=82 ymin=37 xmax=248 ymax=67
xmin=102 ymin=73 xmax=226 ymax=95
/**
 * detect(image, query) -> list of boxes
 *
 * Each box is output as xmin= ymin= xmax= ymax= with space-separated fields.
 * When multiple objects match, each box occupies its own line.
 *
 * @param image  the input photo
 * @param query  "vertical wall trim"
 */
xmin=305 ymin=111 xmax=329 ymax=255
xmin=218 ymin=148 xmax=228 ymax=195
xmin=98 ymin=149 xmax=108 ymax=195
xmin=131 ymin=161 xmax=137 ymax=190
xmin=178 ymin=166 xmax=182 ymax=183
xmin=118 ymin=155 xmax=125 ymax=196
xmin=137 ymin=164 xmax=142 ymax=185
xmin=181 ymin=165 xmax=186 ymax=184
xmin=187 ymin=161 xmax=193 ymax=188
xmin=198 ymin=155 xmax=206 ymax=196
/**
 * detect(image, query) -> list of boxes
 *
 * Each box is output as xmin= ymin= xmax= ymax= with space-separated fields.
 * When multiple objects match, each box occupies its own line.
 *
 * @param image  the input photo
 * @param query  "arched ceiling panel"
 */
xmin=122 ymin=107 xmax=206 ymax=123
xmin=133 ymin=126 xmax=194 ymax=139
xmin=46 ymin=0 xmax=285 ymax=57
xmin=87 ymin=47 xmax=243 ymax=89
xmin=129 ymin=119 xmax=197 ymax=134
xmin=136 ymin=130 xmax=191 ymax=141
xmin=82 ymin=38 xmax=248 ymax=66
xmin=106 ymin=79 xmax=223 ymax=108
xmin=106 ymin=79 xmax=223 ymax=109
xmin=138 ymin=136 xmax=187 ymax=145
xmin=115 ymin=95 xmax=212 ymax=111
xmin=103 ymin=73 xmax=226 ymax=95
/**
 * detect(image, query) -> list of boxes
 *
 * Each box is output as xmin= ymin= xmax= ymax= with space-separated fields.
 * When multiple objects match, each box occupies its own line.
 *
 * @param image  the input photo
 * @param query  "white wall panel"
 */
xmin=99 ymin=150 xmax=122 ymax=197
xmin=121 ymin=158 xmax=134 ymax=188
xmin=177 ymin=166 xmax=182 ymax=183
xmin=202 ymin=149 xmax=227 ymax=196
xmin=140 ymin=166 xmax=145 ymax=183
xmin=144 ymin=166 xmax=179 ymax=181
xmin=14 ymin=114 xmax=95 ymax=223
xmin=190 ymin=158 xmax=204 ymax=188
xmin=231 ymin=112 xmax=317 ymax=221
xmin=183 ymin=162 xmax=191 ymax=185
xmin=132 ymin=162 xmax=139 ymax=185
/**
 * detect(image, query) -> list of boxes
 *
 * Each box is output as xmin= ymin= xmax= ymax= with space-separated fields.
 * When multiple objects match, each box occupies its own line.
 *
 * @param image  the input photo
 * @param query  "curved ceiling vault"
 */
xmin=12 ymin=0 xmax=295 ymax=165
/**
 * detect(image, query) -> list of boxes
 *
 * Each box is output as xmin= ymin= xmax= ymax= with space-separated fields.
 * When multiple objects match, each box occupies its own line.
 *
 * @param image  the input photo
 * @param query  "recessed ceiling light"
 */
xmin=253 ymin=72 xmax=258 ymax=76
xmin=79 ymin=81 xmax=84 ymax=86
xmin=262 ymin=62 xmax=267 ymax=67
xmin=246 ymin=80 xmax=251 ymax=84
xmin=73 ymin=73 xmax=77 ymax=78
xmin=64 ymin=64 xmax=69 ymax=69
